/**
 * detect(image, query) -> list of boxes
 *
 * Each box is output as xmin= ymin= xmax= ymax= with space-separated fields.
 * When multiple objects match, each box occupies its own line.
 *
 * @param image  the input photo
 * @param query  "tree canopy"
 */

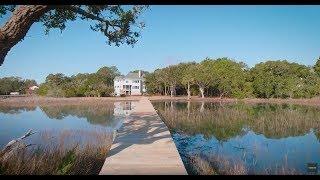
xmin=145 ymin=58 xmax=320 ymax=99
xmin=0 ymin=76 xmax=37 ymax=95
xmin=250 ymin=60 xmax=320 ymax=98
xmin=37 ymin=66 xmax=120 ymax=97
xmin=314 ymin=57 xmax=320 ymax=77
xmin=0 ymin=5 xmax=148 ymax=65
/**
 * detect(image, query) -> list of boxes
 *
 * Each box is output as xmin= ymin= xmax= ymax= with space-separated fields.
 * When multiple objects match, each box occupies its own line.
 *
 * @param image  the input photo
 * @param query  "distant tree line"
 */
xmin=37 ymin=66 xmax=120 ymax=97
xmin=0 ymin=77 xmax=37 ymax=95
xmin=145 ymin=57 xmax=320 ymax=99
xmin=2 ymin=58 xmax=320 ymax=99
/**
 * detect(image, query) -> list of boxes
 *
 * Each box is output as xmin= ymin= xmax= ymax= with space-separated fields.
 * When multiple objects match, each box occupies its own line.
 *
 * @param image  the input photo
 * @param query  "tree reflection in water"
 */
xmin=153 ymin=101 xmax=320 ymax=140
xmin=153 ymin=101 xmax=320 ymax=174
xmin=0 ymin=101 xmax=137 ymax=127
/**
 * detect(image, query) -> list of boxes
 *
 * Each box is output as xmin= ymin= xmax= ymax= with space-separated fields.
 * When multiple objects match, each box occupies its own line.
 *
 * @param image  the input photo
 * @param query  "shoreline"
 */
xmin=149 ymin=96 xmax=320 ymax=106
xmin=1 ymin=95 xmax=320 ymax=107
xmin=0 ymin=96 xmax=141 ymax=106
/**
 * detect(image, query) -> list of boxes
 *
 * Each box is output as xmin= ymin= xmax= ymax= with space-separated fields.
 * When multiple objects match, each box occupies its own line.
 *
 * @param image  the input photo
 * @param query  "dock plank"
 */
xmin=99 ymin=97 xmax=187 ymax=175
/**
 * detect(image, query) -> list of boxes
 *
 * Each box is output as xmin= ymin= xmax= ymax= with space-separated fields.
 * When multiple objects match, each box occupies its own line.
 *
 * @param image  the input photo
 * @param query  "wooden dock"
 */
xmin=99 ymin=97 xmax=187 ymax=175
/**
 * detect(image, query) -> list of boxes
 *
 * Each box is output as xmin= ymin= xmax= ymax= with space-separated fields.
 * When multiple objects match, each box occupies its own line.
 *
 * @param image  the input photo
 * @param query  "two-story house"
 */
xmin=114 ymin=70 xmax=146 ymax=96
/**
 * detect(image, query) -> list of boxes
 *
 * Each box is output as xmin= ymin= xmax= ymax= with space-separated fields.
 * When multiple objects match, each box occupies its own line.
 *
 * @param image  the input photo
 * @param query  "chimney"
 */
xmin=138 ymin=70 xmax=141 ymax=77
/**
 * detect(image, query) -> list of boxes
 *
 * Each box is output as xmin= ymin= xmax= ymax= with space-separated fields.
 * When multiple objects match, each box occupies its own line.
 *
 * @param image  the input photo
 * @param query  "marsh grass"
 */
xmin=154 ymin=101 xmax=320 ymax=175
xmin=187 ymin=154 xmax=300 ymax=175
xmin=155 ymin=102 xmax=320 ymax=140
xmin=186 ymin=154 xmax=247 ymax=175
xmin=0 ymin=129 xmax=113 ymax=175
xmin=0 ymin=97 xmax=140 ymax=107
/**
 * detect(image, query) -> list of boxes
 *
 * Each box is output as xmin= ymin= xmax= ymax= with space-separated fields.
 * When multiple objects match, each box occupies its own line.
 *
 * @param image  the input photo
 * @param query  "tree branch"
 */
xmin=0 ymin=5 xmax=52 ymax=65
xmin=66 ymin=5 xmax=121 ymax=28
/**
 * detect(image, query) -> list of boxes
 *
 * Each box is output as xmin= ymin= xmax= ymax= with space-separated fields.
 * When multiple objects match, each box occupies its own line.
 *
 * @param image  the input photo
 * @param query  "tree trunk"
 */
xmin=187 ymin=82 xmax=191 ymax=100
xmin=170 ymin=85 xmax=176 ymax=97
xmin=164 ymin=85 xmax=167 ymax=96
xmin=199 ymin=86 xmax=205 ymax=98
xmin=1 ymin=129 xmax=35 ymax=162
xmin=187 ymin=100 xmax=190 ymax=119
xmin=200 ymin=101 xmax=204 ymax=112
xmin=0 ymin=5 xmax=52 ymax=65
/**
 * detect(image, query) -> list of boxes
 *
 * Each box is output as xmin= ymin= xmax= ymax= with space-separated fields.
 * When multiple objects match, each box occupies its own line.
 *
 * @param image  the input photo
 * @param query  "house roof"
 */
xmin=114 ymin=72 xmax=145 ymax=81
xmin=114 ymin=75 xmax=125 ymax=80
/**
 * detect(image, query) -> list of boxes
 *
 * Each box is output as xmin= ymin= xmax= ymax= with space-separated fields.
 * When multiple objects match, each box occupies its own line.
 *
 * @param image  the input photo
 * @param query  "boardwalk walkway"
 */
xmin=99 ymin=97 xmax=187 ymax=175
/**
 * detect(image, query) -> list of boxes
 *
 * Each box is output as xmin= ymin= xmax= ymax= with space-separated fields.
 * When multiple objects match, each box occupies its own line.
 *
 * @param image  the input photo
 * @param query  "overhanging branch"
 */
xmin=66 ymin=5 xmax=121 ymax=28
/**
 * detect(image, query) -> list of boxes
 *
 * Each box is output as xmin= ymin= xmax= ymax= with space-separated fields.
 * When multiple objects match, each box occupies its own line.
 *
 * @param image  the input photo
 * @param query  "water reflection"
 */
xmin=153 ymin=101 xmax=320 ymax=140
xmin=0 ymin=106 xmax=36 ymax=114
xmin=0 ymin=101 xmax=137 ymax=127
xmin=153 ymin=101 xmax=320 ymax=174
xmin=0 ymin=101 xmax=137 ymax=148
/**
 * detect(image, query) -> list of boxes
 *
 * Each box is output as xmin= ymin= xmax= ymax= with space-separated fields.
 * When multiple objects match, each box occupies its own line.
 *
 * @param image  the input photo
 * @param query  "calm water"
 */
xmin=152 ymin=101 xmax=320 ymax=175
xmin=0 ymin=101 xmax=136 ymax=149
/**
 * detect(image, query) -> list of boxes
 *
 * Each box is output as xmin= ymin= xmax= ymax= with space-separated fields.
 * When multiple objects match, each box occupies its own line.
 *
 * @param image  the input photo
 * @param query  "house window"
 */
xmin=132 ymin=86 xmax=140 ymax=89
xmin=133 ymin=80 xmax=139 ymax=83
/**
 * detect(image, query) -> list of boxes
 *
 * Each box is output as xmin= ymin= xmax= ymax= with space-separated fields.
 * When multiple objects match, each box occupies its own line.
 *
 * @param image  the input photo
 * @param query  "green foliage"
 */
xmin=57 ymin=147 xmax=77 ymax=175
xmin=37 ymin=84 xmax=49 ymax=96
xmin=181 ymin=62 xmax=197 ymax=86
xmin=202 ymin=58 xmax=248 ymax=98
xmin=250 ymin=60 xmax=320 ymax=98
xmin=314 ymin=57 xmax=320 ymax=77
xmin=0 ymin=5 xmax=148 ymax=47
xmin=0 ymin=77 xmax=37 ymax=95
xmin=37 ymin=66 xmax=119 ymax=97
xmin=145 ymin=72 xmax=160 ymax=94
xmin=0 ymin=5 xmax=15 ymax=18
xmin=145 ymin=58 xmax=320 ymax=99
xmin=55 ymin=5 xmax=147 ymax=46
xmin=145 ymin=58 xmax=249 ymax=98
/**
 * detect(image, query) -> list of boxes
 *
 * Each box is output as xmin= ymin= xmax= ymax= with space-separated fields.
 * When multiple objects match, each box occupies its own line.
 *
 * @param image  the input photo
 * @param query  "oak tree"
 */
xmin=0 ymin=5 xmax=148 ymax=65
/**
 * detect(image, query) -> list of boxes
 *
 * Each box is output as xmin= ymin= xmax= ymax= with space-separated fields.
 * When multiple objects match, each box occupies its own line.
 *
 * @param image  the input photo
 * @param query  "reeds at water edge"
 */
xmin=0 ymin=129 xmax=113 ymax=175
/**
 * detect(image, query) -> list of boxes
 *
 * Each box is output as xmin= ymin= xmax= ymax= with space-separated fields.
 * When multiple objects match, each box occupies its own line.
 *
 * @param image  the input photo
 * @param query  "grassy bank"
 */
xmin=0 ymin=96 xmax=320 ymax=106
xmin=2 ymin=96 xmax=320 ymax=107
xmin=0 ymin=129 xmax=113 ymax=175
xmin=0 ymin=96 xmax=141 ymax=106
xmin=150 ymin=95 xmax=320 ymax=107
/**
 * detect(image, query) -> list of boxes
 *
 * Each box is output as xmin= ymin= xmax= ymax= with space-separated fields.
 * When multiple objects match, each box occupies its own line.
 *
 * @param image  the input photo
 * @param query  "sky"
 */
xmin=1 ymin=5 xmax=320 ymax=83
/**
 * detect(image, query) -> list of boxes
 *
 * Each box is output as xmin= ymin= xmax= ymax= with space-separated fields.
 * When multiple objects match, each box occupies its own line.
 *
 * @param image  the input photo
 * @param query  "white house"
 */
xmin=114 ymin=70 xmax=146 ymax=96
xmin=29 ymin=85 xmax=39 ymax=91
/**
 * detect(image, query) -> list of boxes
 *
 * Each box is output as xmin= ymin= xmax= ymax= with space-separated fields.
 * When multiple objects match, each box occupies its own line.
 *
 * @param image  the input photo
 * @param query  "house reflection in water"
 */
xmin=113 ymin=101 xmax=137 ymax=131
xmin=113 ymin=101 xmax=136 ymax=117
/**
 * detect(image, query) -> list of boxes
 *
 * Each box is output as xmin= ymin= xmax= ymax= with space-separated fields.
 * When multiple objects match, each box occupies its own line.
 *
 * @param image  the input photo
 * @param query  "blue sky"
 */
xmin=1 ymin=5 xmax=320 ymax=83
